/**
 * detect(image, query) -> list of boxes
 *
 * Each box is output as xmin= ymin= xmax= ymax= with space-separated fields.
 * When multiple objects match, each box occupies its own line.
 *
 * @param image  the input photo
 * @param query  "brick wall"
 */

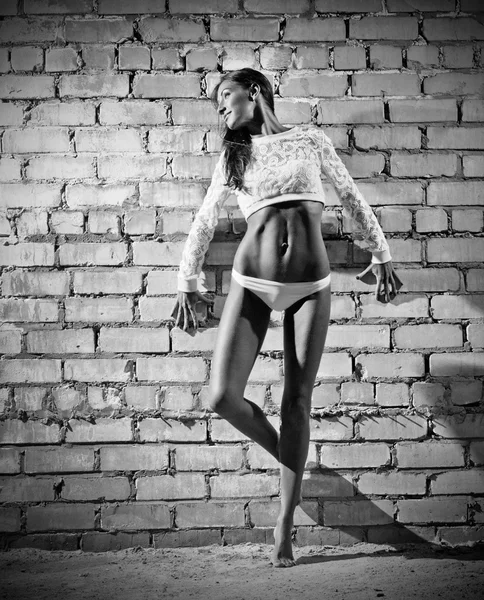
xmin=0 ymin=0 xmax=483 ymax=551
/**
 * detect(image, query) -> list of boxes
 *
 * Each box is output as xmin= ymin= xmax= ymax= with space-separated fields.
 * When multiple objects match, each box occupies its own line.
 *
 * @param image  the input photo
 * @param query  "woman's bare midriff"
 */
xmin=232 ymin=199 xmax=331 ymax=283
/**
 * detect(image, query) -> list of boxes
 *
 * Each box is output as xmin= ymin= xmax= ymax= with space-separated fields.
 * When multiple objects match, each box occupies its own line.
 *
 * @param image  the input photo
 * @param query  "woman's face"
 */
xmin=216 ymin=81 xmax=255 ymax=130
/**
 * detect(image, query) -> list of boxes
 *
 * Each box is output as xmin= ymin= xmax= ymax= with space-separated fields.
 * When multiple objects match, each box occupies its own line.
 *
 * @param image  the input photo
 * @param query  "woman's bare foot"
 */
xmin=271 ymin=518 xmax=296 ymax=568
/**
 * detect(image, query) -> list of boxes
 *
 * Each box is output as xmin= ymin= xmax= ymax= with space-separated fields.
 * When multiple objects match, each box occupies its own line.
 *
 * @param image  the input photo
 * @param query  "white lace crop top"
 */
xmin=177 ymin=125 xmax=391 ymax=293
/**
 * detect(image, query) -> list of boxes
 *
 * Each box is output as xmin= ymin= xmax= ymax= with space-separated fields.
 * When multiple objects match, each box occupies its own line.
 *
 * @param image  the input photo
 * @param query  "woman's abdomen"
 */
xmin=233 ymin=200 xmax=331 ymax=283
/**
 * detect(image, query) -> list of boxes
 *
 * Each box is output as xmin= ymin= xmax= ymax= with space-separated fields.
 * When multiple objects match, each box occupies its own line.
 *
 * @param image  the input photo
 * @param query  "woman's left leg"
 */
xmin=273 ymin=284 xmax=331 ymax=567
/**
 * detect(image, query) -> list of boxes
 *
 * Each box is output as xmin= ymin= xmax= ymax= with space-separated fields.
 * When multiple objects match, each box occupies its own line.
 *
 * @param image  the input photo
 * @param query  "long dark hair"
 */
xmin=210 ymin=69 xmax=275 ymax=191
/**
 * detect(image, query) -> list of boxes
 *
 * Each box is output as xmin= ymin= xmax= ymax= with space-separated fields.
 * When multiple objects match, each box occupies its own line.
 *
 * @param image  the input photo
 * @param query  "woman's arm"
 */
xmin=173 ymin=152 xmax=231 ymax=328
xmin=313 ymin=128 xmax=401 ymax=302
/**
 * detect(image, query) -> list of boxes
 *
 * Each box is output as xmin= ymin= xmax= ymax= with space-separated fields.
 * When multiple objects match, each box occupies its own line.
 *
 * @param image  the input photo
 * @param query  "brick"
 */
xmin=11 ymin=46 xmax=43 ymax=72
xmin=442 ymin=45 xmax=474 ymax=68
xmin=140 ymin=182 xmax=205 ymax=209
xmin=0 ymin=448 xmax=21 ymax=474
xmin=59 ymin=243 xmax=127 ymax=266
xmin=26 ymin=156 xmax=96 ymax=180
xmin=65 ymin=298 xmax=132 ymax=323
xmin=59 ymin=74 xmax=129 ymax=98
xmin=133 ymin=242 xmax=184 ymax=267
xmin=67 ymin=184 xmax=136 ymax=209
xmin=430 ymin=353 xmax=484 ymax=376
xmin=124 ymin=210 xmax=156 ymax=235
xmin=245 ymin=0 xmax=310 ymax=11
xmin=462 ymin=0 xmax=484 ymax=9
xmin=0 ymin=330 xmax=21 ymax=354
xmin=340 ymin=151 xmax=385 ymax=177
xmin=361 ymin=294 xmax=428 ymax=318
xmin=467 ymin=269 xmax=484 ymax=292
xmin=393 ymin=152 xmax=458 ymax=177
xmin=211 ymin=16 xmax=278 ymax=41
xmin=395 ymin=324 xmax=462 ymax=349
xmin=259 ymin=45 xmax=292 ymax=70
xmin=334 ymin=46 xmax=366 ymax=70
xmin=62 ymin=475 xmax=130 ymax=501
xmin=325 ymin=324 xmax=390 ymax=350
xmin=439 ymin=527 xmax=484 ymax=546
xmin=406 ymin=45 xmax=440 ymax=68
xmin=101 ymin=503 xmax=170 ymax=529
xmin=81 ymin=46 xmax=116 ymax=71
xmin=451 ymin=380 xmax=482 ymax=405
xmin=171 ymin=99 xmax=220 ymax=125
xmin=415 ymin=208 xmax=448 ymax=233
xmin=100 ymin=444 xmax=168 ymax=471
xmin=396 ymin=441 xmax=464 ymax=469
xmin=249 ymin=499 xmax=318 ymax=526
xmin=432 ymin=295 xmax=484 ymax=319
xmin=463 ymin=157 xmax=484 ymax=179
xmin=358 ymin=414 xmax=428 ymax=440
xmin=378 ymin=207 xmax=412 ymax=232
xmin=133 ymin=73 xmax=200 ymax=99
xmin=25 ymin=446 xmax=94 ymax=473
xmin=452 ymin=208 xmax=483 ymax=232
xmin=386 ymin=239 xmax=422 ymax=263
xmin=468 ymin=324 xmax=484 ymax=349
xmin=76 ymin=128 xmax=143 ymax=152
xmin=358 ymin=471 xmax=426 ymax=495
xmin=0 ymin=103 xmax=24 ymax=126
xmin=176 ymin=502 xmax=245 ymax=527
xmin=428 ymin=239 xmax=484 ymax=263
xmin=428 ymin=182 xmax=484 ymax=206
xmin=316 ymin=0 xmax=381 ymax=9
xmin=149 ymin=127 xmax=204 ymax=152
xmin=280 ymin=72 xmax=347 ymax=97
xmin=462 ymin=99 xmax=484 ymax=122
xmin=354 ymin=125 xmax=420 ymax=149
xmin=356 ymin=353 xmax=425 ymax=378
xmin=427 ymin=127 xmax=484 ymax=149
xmin=174 ymin=445 xmax=243 ymax=471
xmin=65 ymin=418 xmax=132 ymax=443
xmin=87 ymin=211 xmax=121 ymax=236
xmin=98 ymin=154 xmax=167 ymax=179
xmin=387 ymin=0 xmax=454 ymax=9
xmin=138 ymin=17 xmax=205 ymax=43
xmin=470 ymin=441 xmax=484 ymax=465
xmin=350 ymin=17 xmax=418 ymax=40
xmin=151 ymin=48 xmax=183 ymax=70
xmin=14 ymin=387 xmax=48 ymax=412
xmin=0 ymin=299 xmax=57 ymax=322
xmin=0 ymin=48 xmax=9 ymax=73
xmin=138 ymin=297 xmax=178 ymax=321
xmin=315 ymin=353 xmax=352 ymax=379
xmin=124 ymin=386 xmax=158 ymax=410
xmin=29 ymin=101 xmax=96 ymax=126
xmin=4 ymin=127 xmax=69 ymax=153
xmin=284 ymin=18 xmax=346 ymax=41
xmin=324 ymin=499 xmax=393 ymax=526
xmin=389 ymin=99 xmax=457 ymax=123
xmin=211 ymin=473 xmax=279 ymax=499
xmin=26 ymin=330 xmax=95 ymax=354
xmin=423 ymin=18 xmax=484 ymax=41
xmin=99 ymin=0 xmax=167 ymax=12
xmin=369 ymin=45 xmax=403 ymax=69
xmin=352 ymin=73 xmax=420 ymax=96
xmin=99 ymin=100 xmax=168 ymax=126
xmin=310 ymin=416 xmax=353 ymax=441
xmin=424 ymin=73 xmax=484 ymax=95
xmin=376 ymin=382 xmax=410 ymax=406
xmin=15 ymin=210 xmax=48 ymax=238
xmin=341 ymin=382 xmax=374 ymax=404
xmin=99 ymin=326 xmax=170 ymax=353
xmin=26 ymin=504 xmax=95 ymax=531
xmin=45 ymin=47 xmax=78 ymax=72
xmin=434 ymin=414 xmax=484 ymax=439
xmin=72 ymin=270 xmax=142 ymax=294
xmin=0 ymin=420 xmax=60 ymax=445
xmin=320 ymin=442 xmax=390 ymax=469
xmin=25 ymin=0 xmax=92 ymax=12
xmin=0 ymin=359 xmax=61 ymax=383
xmin=137 ymin=357 xmax=207 ymax=382
xmin=139 ymin=418 xmax=207 ymax=442
xmin=186 ymin=48 xmax=218 ymax=71
xmin=118 ymin=46 xmax=150 ymax=71
xmin=81 ymin=531 xmax=150 ymax=552
xmin=0 ymin=0 xmax=16 ymax=14
xmin=318 ymin=100 xmax=384 ymax=125
xmin=137 ymin=473 xmax=206 ymax=500
xmin=412 ymin=381 xmax=445 ymax=408
xmin=397 ymin=497 xmax=468 ymax=524
xmin=432 ymin=469 xmax=484 ymax=495
xmin=210 ymin=419 xmax=250 ymax=442
xmin=0 ymin=17 xmax=60 ymax=44
xmin=64 ymin=359 xmax=131 ymax=382
xmin=0 ymin=75 xmax=55 ymax=99
xmin=0 ymin=507 xmax=21 ymax=532
xmin=294 ymin=45 xmax=329 ymax=69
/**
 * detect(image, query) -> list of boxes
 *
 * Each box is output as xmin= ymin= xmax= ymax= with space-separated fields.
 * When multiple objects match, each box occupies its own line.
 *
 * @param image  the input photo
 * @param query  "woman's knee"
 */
xmin=280 ymin=391 xmax=312 ymax=421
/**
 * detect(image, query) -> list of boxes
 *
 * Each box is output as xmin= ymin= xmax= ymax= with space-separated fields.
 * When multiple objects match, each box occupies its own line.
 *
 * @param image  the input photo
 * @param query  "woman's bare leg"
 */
xmin=209 ymin=277 xmax=279 ymax=459
xmin=273 ymin=285 xmax=331 ymax=567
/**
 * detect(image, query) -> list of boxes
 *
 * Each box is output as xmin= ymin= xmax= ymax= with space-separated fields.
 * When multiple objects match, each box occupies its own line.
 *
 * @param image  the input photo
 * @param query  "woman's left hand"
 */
xmin=356 ymin=261 xmax=403 ymax=304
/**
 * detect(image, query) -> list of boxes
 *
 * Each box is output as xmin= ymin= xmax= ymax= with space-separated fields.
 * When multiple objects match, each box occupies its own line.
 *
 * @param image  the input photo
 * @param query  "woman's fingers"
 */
xmin=188 ymin=304 xmax=198 ymax=330
xmin=356 ymin=263 xmax=374 ymax=280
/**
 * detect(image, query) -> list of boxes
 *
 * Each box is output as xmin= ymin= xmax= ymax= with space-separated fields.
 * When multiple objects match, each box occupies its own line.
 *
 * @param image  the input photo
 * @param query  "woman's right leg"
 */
xmin=208 ymin=277 xmax=279 ymax=460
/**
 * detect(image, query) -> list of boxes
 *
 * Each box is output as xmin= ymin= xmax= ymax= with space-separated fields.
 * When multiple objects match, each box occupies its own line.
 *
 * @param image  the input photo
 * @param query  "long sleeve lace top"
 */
xmin=177 ymin=125 xmax=391 ymax=292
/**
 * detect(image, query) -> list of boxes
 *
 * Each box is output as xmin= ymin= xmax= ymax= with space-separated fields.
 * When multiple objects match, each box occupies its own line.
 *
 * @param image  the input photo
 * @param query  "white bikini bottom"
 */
xmin=231 ymin=269 xmax=331 ymax=312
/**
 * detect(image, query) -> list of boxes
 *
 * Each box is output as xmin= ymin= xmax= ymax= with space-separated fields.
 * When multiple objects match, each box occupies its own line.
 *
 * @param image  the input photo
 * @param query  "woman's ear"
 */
xmin=249 ymin=83 xmax=261 ymax=101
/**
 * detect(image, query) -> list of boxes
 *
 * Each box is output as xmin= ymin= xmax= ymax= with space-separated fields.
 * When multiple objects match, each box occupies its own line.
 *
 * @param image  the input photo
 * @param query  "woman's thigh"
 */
xmin=282 ymin=285 xmax=331 ymax=400
xmin=210 ymin=278 xmax=272 ymax=398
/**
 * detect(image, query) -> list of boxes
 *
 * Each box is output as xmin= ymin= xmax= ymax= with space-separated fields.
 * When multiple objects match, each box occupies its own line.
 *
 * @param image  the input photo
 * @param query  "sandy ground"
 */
xmin=1 ymin=542 xmax=484 ymax=600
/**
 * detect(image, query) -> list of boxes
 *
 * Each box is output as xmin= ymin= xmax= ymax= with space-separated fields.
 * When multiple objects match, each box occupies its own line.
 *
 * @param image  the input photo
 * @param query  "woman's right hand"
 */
xmin=171 ymin=290 xmax=213 ymax=331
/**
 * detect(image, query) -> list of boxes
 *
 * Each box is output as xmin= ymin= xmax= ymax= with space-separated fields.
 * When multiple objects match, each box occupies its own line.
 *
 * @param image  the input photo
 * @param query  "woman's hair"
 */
xmin=210 ymin=68 xmax=275 ymax=191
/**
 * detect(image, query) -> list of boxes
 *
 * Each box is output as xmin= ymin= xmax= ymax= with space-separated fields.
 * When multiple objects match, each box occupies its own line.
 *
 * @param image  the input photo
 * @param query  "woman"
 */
xmin=172 ymin=68 xmax=401 ymax=567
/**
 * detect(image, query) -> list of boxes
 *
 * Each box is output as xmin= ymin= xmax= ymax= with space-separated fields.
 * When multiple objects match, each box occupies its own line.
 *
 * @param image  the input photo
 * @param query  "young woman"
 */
xmin=172 ymin=68 xmax=401 ymax=567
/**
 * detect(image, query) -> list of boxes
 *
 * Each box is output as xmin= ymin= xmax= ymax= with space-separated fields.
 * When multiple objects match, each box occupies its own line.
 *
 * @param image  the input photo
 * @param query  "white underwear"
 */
xmin=231 ymin=269 xmax=331 ymax=312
